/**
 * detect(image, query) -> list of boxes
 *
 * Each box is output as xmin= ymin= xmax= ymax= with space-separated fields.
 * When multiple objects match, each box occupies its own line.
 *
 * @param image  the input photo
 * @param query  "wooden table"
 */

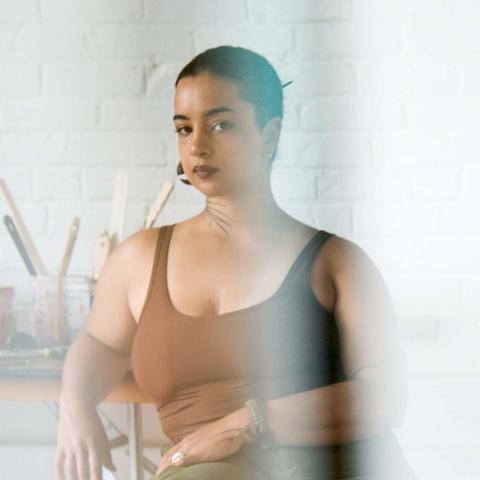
xmin=0 ymin=360 xmax=153 ymax=480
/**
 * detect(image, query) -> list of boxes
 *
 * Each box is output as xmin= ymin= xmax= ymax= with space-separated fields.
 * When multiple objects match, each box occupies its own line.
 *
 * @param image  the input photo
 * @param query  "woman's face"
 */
xmin=173 ymin=73 xmax=273 ymax=197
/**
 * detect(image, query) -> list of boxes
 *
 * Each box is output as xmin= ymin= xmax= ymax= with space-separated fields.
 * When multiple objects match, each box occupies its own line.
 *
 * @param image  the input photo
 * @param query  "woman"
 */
xmin=55 ymin=46 xmax=414 ymax=480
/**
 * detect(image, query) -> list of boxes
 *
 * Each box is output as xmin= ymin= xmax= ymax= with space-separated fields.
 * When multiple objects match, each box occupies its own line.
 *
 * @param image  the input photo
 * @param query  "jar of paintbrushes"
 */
xmin=31 ymin=275 xmax=95 ymax=347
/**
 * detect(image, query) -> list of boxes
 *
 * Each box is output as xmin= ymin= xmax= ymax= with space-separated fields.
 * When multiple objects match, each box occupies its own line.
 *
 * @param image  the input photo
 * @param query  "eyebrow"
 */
xmin=172 ymin=106 xmax=237 ymax=122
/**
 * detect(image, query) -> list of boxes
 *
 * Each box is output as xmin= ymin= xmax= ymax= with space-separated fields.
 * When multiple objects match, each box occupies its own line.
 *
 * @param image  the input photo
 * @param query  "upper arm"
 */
xmin=312 ymin=236 xmax=406 ymax=383
xmin=83 ymin=228 xmax=158 ymax=356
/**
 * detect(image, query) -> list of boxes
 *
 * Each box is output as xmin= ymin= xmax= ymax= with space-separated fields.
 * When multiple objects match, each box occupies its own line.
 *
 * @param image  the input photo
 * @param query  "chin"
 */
xmin=190 ymin=172 xmax=253 ymax=197
xmin=189 ymin=178 xmax=222 ymax=195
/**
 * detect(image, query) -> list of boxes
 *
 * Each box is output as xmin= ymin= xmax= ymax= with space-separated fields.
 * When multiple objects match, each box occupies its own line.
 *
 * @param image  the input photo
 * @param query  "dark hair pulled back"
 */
xmin=175 ymin=45 xmax=284 ymax=129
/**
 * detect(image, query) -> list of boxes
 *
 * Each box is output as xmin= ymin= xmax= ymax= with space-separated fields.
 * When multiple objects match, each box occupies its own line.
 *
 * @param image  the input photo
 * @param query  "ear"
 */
xmin=261 ymin=117 xmax=282 ymax=160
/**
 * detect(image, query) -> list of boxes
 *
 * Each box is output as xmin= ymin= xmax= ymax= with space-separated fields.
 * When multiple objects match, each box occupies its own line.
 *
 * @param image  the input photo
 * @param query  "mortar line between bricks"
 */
xmin=94 ymin=103 xmax=101 ymax=128
xmin=244 ymin=0 xmax=252 ymax=22
xmin=34 ymin=0 xmax=41 ymax=19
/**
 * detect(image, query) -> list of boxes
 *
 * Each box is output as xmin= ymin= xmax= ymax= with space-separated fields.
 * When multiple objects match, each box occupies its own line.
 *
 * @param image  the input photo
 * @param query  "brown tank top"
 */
xmin=131 ymin=224 xmax=345 ymax=443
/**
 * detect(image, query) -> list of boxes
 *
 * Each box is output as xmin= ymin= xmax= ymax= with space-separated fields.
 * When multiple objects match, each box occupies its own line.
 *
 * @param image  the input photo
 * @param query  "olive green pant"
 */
xmin=153 ymin=433 xmax=417 ymax=480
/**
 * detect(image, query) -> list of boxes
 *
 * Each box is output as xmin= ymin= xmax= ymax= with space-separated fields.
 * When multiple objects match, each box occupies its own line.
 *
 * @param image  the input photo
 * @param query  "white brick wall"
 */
xmin=44 ymin=63 xmax=144 ymax=98
xmin=146 ymin=0 xmax=247 ymax=24
xmin=40 ymin=0 xmax=143 ymax=23
xmin=247 ymin=0 xmax=353 ymax=22
xmin=0 ymin=0 xmax=38 ymax=22
xmin=0 ymin=1 xmax=479 ymax=478
xmin=2 ymin=99 xmax=97 ymax=130
xmin=0 ymin=64 xmax=40 ymax=96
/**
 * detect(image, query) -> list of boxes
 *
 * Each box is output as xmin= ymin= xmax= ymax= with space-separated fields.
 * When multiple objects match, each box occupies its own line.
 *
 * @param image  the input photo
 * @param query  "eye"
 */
xmin=174 ymin=125 xmax=191 ymax=136
xmin=212 ymin=121 xmax=233 ymax=132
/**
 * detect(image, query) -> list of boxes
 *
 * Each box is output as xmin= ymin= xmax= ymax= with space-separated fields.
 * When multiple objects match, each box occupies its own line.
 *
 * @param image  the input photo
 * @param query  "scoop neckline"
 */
xmin=162 ymin=224 xmax=324 ymax=320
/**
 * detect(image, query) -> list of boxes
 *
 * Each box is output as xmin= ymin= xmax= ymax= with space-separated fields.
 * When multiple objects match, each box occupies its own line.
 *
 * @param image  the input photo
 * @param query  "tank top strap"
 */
xmin=282 ymin=229 xmax=336 ymax=292
xmin=150 ymin=223 xmax=174 ymax=302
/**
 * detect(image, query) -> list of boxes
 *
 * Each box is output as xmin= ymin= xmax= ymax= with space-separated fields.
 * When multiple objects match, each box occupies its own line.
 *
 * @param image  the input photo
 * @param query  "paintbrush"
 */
xmin=53 ymin=217 xmax=80 ymax=344
xmin=57 ymin=217 xmax=80 ymax=279
xmin=143 ymin=181 xmax=174 ymax=229
xmin=93 ymin=230 xmax=111 ymax=280
xmin=92 ymin=171 xmax=128 ymax=280
xmin=0 ymin=178 xmax=47 ymax=275
xmin=3 ymin=214 xmax=37 ymax=275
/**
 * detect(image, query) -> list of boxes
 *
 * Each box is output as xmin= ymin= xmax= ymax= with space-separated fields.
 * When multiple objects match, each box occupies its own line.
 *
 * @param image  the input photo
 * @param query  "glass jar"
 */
xmin=32 ymin=275 xmax=95 ymax=347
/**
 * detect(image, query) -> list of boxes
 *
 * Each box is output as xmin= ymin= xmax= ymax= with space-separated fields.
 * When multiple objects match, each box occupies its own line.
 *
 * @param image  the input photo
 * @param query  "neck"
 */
xmin=201 ymin=186 xmax=288 ymax=240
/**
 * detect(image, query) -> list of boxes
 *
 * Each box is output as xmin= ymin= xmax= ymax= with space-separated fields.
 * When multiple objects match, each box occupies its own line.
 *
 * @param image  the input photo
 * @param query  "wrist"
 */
xmin=237 ymin=406 xmax=257 ymax=433
xmin=244 ymin=398 xmax=275 ymax=449
xmin=59 ymin=393 xmax=97 ymax=415
xmin=221 ymin=406 xmax=254 ymax=434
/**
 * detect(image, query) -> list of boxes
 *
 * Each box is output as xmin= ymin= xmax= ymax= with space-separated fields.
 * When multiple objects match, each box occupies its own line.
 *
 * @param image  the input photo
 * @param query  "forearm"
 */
xmin=266 ymin=375 xmax=406 ymax=447
xmin=60 ymin=329 xmax=131 ymax=411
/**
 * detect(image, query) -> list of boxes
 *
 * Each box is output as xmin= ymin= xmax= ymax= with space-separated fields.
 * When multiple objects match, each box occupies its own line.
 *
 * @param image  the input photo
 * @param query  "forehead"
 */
xmin=174 ymin=73 xmax=252 ymax=117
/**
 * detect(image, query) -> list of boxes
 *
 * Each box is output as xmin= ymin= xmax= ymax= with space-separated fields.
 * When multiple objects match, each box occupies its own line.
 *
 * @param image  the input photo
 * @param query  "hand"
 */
xmin=55 ymin=399 xmax=116 ymax=480
xmin=155 ymin=407 xmax=255 ymax=476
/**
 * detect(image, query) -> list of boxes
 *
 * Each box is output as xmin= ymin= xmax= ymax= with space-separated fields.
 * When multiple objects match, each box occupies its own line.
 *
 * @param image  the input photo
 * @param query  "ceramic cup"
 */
xmin=0 ymin=286 xmax=15 ymax=348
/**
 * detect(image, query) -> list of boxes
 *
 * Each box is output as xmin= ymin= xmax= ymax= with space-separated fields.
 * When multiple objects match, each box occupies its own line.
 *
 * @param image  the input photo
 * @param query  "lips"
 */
xmin=193 ymin=165 xmax=219 ymax=178
xmin=193 ymin=165 xmax=219 ymax=173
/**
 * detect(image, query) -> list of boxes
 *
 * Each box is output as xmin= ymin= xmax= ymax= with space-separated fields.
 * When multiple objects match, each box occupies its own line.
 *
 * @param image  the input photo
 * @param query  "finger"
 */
xmin=64 ymin=454 xmax=78 ymax=480
xmin=155 ymin=457 xmax=174 ymax=476
xmin=54 ymin=450 xmax=66 ymax=480
xmin=76 ymin=446 xmax=90 ymax=480
xmin=171 ymin=453 xmax=186 ymax=468
xmin=156 ymin=445 xmax=178 ymax=473
xmin=88 ymin=450 xmax=102 ymax=480
xmin=104 ymin=458 xmax=117 ymax=473
xmin=155 ymin=454 xmax=178 ymax=474
xmin=161 ymin=446 xmax=176 ymax=461
xmin=155 ymin=455 xmax=172 ymax=475
xmin=90 ymin=445 xmax=116 ymax=480
xmin=170 ymin=449 xmax=199 ymax=469
xmin=106 ymin=451 xmax=116 ymax=471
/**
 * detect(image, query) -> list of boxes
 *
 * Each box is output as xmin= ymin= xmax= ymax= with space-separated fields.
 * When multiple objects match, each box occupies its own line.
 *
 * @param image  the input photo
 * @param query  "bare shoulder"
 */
xmin=112 ymin=227 xmax=160 ymax=266
xmin=83 ymin=227 xmax=162 ymax=354
xmin=309 ymin=233 xmax=380 ymax=313
xmin=311 ymin=233 xmax=392 ymax=317
xmin=103 ymin=226 xmax=161 ymax=297
xmin=318 ymin=235 xmax=370 ymax=273
xmin=118 ymin=227 xmax=163 ymax=321
xmin=319 ymin=235 xmax=384 ymax=286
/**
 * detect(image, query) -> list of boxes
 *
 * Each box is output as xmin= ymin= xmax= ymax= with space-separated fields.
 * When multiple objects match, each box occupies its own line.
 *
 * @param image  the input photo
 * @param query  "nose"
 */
xmin=190 ymin=132 xmax=211 ymax=157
